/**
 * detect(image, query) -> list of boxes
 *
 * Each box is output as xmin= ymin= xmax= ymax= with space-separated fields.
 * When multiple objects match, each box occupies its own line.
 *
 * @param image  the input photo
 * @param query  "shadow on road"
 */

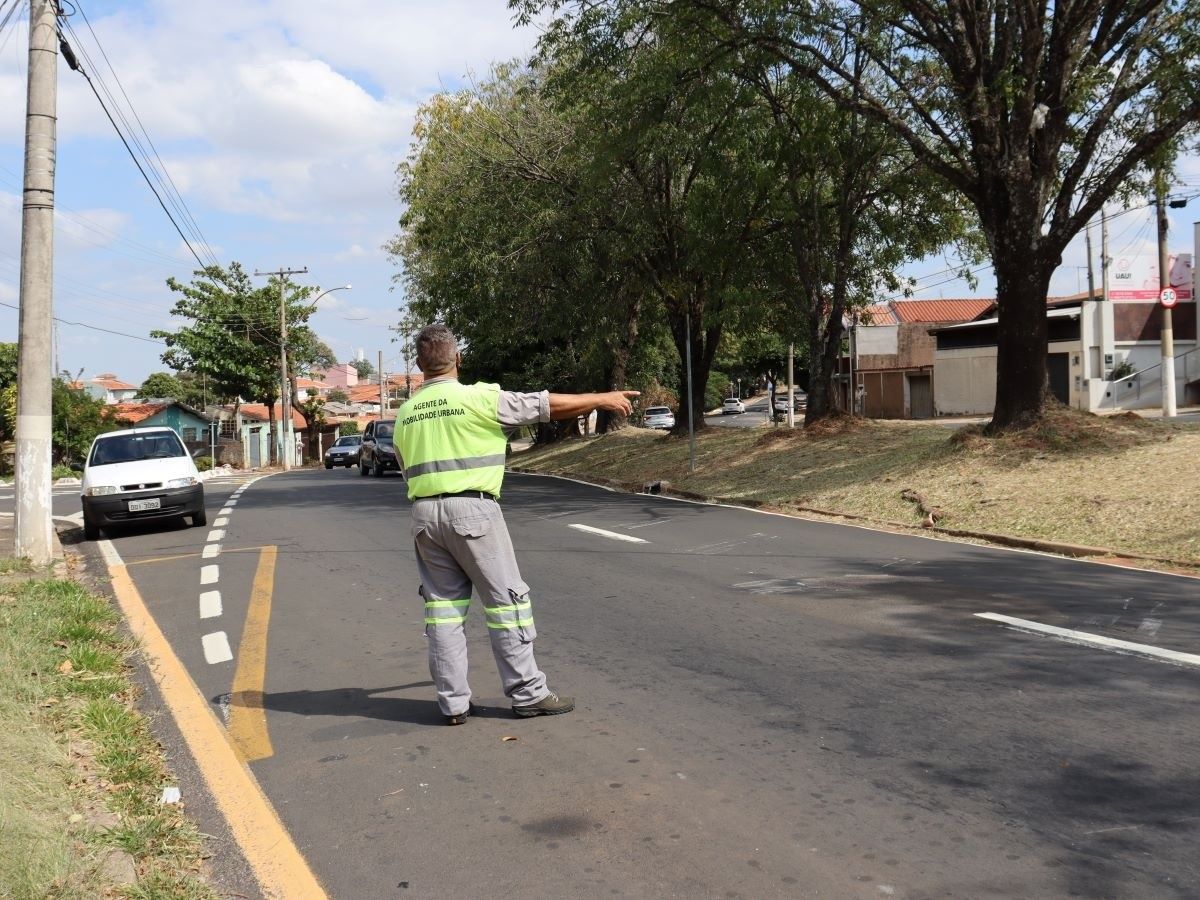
xmin=237 ymin=682 xmax=516 ymax=727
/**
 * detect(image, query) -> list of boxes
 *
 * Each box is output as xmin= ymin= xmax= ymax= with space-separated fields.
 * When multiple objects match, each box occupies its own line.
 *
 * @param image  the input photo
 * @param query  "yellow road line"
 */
xmin=229 ymin=545 xmax=277 ymax=762
xmin=104 ymin=553 xmax=326 ymax=899
xmin=125 ymin=545 xmax=271 ymax=567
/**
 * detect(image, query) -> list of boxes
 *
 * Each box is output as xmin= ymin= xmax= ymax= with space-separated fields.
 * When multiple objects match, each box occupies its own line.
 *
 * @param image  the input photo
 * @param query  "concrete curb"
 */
xmin=507 ymin=466 xmax=1199 ymax=572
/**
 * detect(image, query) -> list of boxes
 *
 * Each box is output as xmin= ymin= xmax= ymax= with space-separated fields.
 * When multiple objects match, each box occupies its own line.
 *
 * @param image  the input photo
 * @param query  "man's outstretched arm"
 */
xmin=548 ymin=390 xmax=640 ymax=421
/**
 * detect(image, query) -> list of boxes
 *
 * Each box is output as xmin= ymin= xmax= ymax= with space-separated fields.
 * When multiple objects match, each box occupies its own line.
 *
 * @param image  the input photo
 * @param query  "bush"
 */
xmin=194 ymin=456 xmax=213 ymax=472
xmin=51 ymin=464 xmax=77 ymax=480
xmin=338 ymin=421 xmax=360 ymax=436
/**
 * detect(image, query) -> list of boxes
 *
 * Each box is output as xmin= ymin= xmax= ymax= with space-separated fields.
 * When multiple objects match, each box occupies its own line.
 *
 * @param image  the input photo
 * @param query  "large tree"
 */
xmin=152 ymin=263 xmax=326 ymax=464
xmin=391 ymin=64 xmax=652 ymax=434
xmin=650 ymin=0 xmax=1200 ymax=431
xmin=137 ymin=371 xmax=185 ymax=401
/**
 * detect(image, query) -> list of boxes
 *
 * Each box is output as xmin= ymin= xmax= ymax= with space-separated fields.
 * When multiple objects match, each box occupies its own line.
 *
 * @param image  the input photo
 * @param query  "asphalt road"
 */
xmin=20 ymin=470 xmax=1200 ymax=899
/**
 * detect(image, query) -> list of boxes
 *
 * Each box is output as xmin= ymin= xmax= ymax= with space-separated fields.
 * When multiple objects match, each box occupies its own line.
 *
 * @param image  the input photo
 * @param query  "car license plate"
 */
xmin=128 ymin=498 xmax=161 ymax=512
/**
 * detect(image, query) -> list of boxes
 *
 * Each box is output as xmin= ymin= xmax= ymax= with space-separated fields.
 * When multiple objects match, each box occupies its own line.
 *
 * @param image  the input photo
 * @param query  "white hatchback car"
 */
xmin=722 ymin=397 xmax=745 ymax=415
xmin=81 ymin=427 xmax=206 ymax=540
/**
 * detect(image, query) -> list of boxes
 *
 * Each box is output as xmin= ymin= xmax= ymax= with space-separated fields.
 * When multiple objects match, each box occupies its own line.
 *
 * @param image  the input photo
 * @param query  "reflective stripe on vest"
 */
xmin=396 ymin=380 xmax=507 ymax=500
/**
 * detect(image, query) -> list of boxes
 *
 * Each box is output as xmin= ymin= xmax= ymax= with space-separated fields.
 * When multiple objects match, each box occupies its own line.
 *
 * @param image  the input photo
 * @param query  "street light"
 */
xmin=281 ymin=283 xmax=351 ymax=470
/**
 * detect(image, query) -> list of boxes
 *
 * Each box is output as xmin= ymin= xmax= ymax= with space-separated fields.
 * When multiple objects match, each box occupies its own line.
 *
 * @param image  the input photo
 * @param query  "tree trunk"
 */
xmin=267 ymin=405 xmax=278 ymax=466
xmin=668 ymin=304 xmax=721 ymax=436
xmin=597 ymin=291 xmax=641 ymax=434
xmin=986 ymin=245 xmax=1056 ymax=433
xmin=803 ymin=286 xmax=846 ymax=425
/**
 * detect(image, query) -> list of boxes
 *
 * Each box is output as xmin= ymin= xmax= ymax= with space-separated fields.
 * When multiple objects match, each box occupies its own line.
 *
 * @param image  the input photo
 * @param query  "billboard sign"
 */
xmin=1107 ymin=252 xmax=1193 ymax=302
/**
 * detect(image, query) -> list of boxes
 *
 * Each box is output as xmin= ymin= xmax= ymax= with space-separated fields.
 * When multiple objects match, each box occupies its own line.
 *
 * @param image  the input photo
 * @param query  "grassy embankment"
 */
xmin=513 ymin=408 xmax=1200 ymax=567
xmin=0 ymin=565 xmax=216 ymax=899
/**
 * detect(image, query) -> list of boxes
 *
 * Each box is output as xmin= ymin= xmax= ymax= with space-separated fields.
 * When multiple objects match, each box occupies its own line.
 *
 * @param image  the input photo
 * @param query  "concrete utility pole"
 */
xmin=378 ymin=350 xmax=385 ymax=416
xmin=1156 ymin=173 xmax=1177 ymax=417
xmin=786 ymin=343 xmax=795 ymax=428
xmin=254 ymin=266 xmax=307 ymax=469
xmin=15 ymin=0 xmax=59 ymax=565
xmin=1085 ymin=225 xmax=1096 ymax=299
xmin=389 ymin=316 xmax=415 ymax=398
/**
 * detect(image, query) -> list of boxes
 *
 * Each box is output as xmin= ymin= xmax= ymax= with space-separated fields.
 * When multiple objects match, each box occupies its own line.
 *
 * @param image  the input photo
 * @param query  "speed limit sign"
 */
xmin=1160 ymin=287 xmax=1178 ymax=308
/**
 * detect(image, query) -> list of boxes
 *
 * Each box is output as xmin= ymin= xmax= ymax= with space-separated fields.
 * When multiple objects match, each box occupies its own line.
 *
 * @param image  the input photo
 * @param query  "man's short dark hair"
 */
xmin=415 ymin=324 xmax=458 ymax=373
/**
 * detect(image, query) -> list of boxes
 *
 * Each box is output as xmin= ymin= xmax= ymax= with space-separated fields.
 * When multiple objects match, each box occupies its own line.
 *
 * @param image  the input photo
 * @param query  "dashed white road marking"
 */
xmin=199 ymin=591 xmax=223 ymax=619
xmin=201 ymin=564 xmax=219 ymax=585
xmin=214 ymin=517 xmax=229 ymax=528
xmin=568 ymin=523 xmax=648 ymax=544
xmin=202 ymin=543 xmax=221 ymax=559
xmin=202 ymin=631 xmax=233 ymax=664
xmin=207 ymin=529 xmax=226 ymax=543
xmin=975 ymin=612 xmax=1200 ymax=668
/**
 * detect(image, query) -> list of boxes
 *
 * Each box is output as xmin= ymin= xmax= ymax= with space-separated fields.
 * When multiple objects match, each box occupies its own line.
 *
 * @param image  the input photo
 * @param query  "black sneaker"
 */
xmin=512 ymin=693 xmax=575 ymax=718
xmin=444 ymin=702 xmax=477 ymax=726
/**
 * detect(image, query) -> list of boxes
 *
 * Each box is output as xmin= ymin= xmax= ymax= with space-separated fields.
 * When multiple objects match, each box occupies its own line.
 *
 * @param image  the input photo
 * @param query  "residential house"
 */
xmin=312 ymin=363 xmax=359 ymax=389
xmin=849 ymin=298 xmax=994 ymax=418
xmin=107 ymin=400 xmax=235 ymax=462
xmin=85 ymin=373 xmax=139 ymax=405
xmin=930 ymin=239 xmax=1197 ymax=416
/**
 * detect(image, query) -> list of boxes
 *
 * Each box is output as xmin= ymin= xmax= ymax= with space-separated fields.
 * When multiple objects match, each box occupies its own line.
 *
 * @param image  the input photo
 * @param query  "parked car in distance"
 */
xmin=81 ymin=426 xmax=205 ymax=540
xmin=324 ymin=434 xmax=362 ymax=469
xmin=359 ymin=419 xmax=401 ymax=477
xmin=642 ymin=406 xmax=676 ymax=430
xmin=773 ymin=392 xmax=808 ymax=413
xmin=722 ymin=397 xmax=745 ymax=415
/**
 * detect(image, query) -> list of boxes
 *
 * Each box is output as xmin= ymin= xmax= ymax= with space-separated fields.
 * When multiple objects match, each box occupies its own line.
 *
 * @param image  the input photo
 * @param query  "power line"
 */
xmin=55 ymin=28 xmax=219 ymax=274
xmin=0 ymin=299 xmax=164 ymax=344
xmin=61 ymin=16 xmax=219 ymax=268
xmin=73 ymin=1 xmax=215 ymax=261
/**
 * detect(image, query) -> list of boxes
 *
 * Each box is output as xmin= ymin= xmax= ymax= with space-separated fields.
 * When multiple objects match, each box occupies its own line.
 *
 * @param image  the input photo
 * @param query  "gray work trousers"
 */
xmin=410 ymin=496 xmax=548 ymax=716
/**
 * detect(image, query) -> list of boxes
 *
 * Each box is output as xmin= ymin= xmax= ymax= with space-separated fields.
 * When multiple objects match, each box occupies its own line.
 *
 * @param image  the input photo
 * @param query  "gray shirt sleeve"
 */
xmin=497 ymin=390 xmax=550 ymax=426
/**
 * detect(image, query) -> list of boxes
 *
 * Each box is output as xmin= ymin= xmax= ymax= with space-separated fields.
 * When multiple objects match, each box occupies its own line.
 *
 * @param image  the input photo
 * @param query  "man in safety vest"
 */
xmin=396 ymin=324 xmax=639 ymax=725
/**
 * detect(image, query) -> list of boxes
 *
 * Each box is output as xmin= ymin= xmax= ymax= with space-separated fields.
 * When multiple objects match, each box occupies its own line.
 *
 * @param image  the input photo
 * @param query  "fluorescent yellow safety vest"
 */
xmin=396 ymin=380 xmax=507 ymax=500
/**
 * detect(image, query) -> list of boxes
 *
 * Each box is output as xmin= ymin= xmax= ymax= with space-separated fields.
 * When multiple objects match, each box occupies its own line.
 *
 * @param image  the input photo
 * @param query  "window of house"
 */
xmin=182 ymin=427 xmax=197 ymax=442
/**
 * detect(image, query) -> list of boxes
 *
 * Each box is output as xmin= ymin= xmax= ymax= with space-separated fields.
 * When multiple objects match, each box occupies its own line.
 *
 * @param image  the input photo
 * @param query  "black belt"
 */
xmin=422 ymin=490 xmax=498 ymax=502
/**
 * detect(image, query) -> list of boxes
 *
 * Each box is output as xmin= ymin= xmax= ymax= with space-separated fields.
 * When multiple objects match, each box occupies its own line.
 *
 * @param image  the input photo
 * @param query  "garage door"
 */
xmin=908 ymin=374 xmax=933 ymax=419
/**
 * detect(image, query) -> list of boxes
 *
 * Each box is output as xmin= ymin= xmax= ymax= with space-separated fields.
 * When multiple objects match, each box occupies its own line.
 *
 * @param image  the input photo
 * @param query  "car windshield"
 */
xmin=334 ymin=436 xmax=360 ymax=447
xmin=89 ymin=432 xmax=186 ymax=466
xmin=724 ymin=399 xmax=739 ymax=404
xmin=646 ymin=407 xmax=670 ymax=416
xmin=375 ymin=423 xmax=394 ymax=440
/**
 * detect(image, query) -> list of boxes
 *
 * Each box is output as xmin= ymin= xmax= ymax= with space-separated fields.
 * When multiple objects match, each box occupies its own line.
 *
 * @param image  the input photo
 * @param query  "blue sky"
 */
xmin=0 ymin=0 xmax=1197 ymax=388
xmin=0 ymin=0 xmax=540 ymax=385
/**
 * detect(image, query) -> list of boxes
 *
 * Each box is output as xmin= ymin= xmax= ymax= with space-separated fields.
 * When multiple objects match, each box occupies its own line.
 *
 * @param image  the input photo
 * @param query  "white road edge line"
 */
xmin=214 ymin=517 xmax=229 ymax=528
xmin=568 ymin=523 xmax=648 ymax=544
xmin=200 ymin=564 xmax=219 ymax=585
xmin=975 ymin=612 xmax=1200 ymax=668
xmin=202 ymin=631 xmax=233 ymax=664
xmin=202 ymin=544 xmax=221 ymax=559
xmin=207 ymin=529 xmax=226 ymax=542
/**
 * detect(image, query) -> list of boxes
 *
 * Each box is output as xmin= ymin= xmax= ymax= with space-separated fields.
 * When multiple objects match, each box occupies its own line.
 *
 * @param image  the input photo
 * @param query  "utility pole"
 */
xmin=15 ymin=0 xmax=59 ymax=565
xmin=254 ymin=266 xmax=307 ymax=470
xmin=378 ymin=350 xmax=385 ymax=416
xmin=685 ymin=311 xmax=695 ymax=474
xmin=786 ymin=343 xmax=795 ymax=428
xmin=1156 ymin=172 xmax=1177 ymax=417
xmin=388 ymin=317 xmax=414 ymax=399
xmin=1085 ymin=225 xmax=1096 ymax=300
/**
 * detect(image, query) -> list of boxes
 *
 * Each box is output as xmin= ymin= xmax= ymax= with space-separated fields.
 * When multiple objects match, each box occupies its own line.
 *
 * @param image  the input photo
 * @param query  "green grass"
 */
xmin=0 ymin=578 xmax=216 ymax=899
